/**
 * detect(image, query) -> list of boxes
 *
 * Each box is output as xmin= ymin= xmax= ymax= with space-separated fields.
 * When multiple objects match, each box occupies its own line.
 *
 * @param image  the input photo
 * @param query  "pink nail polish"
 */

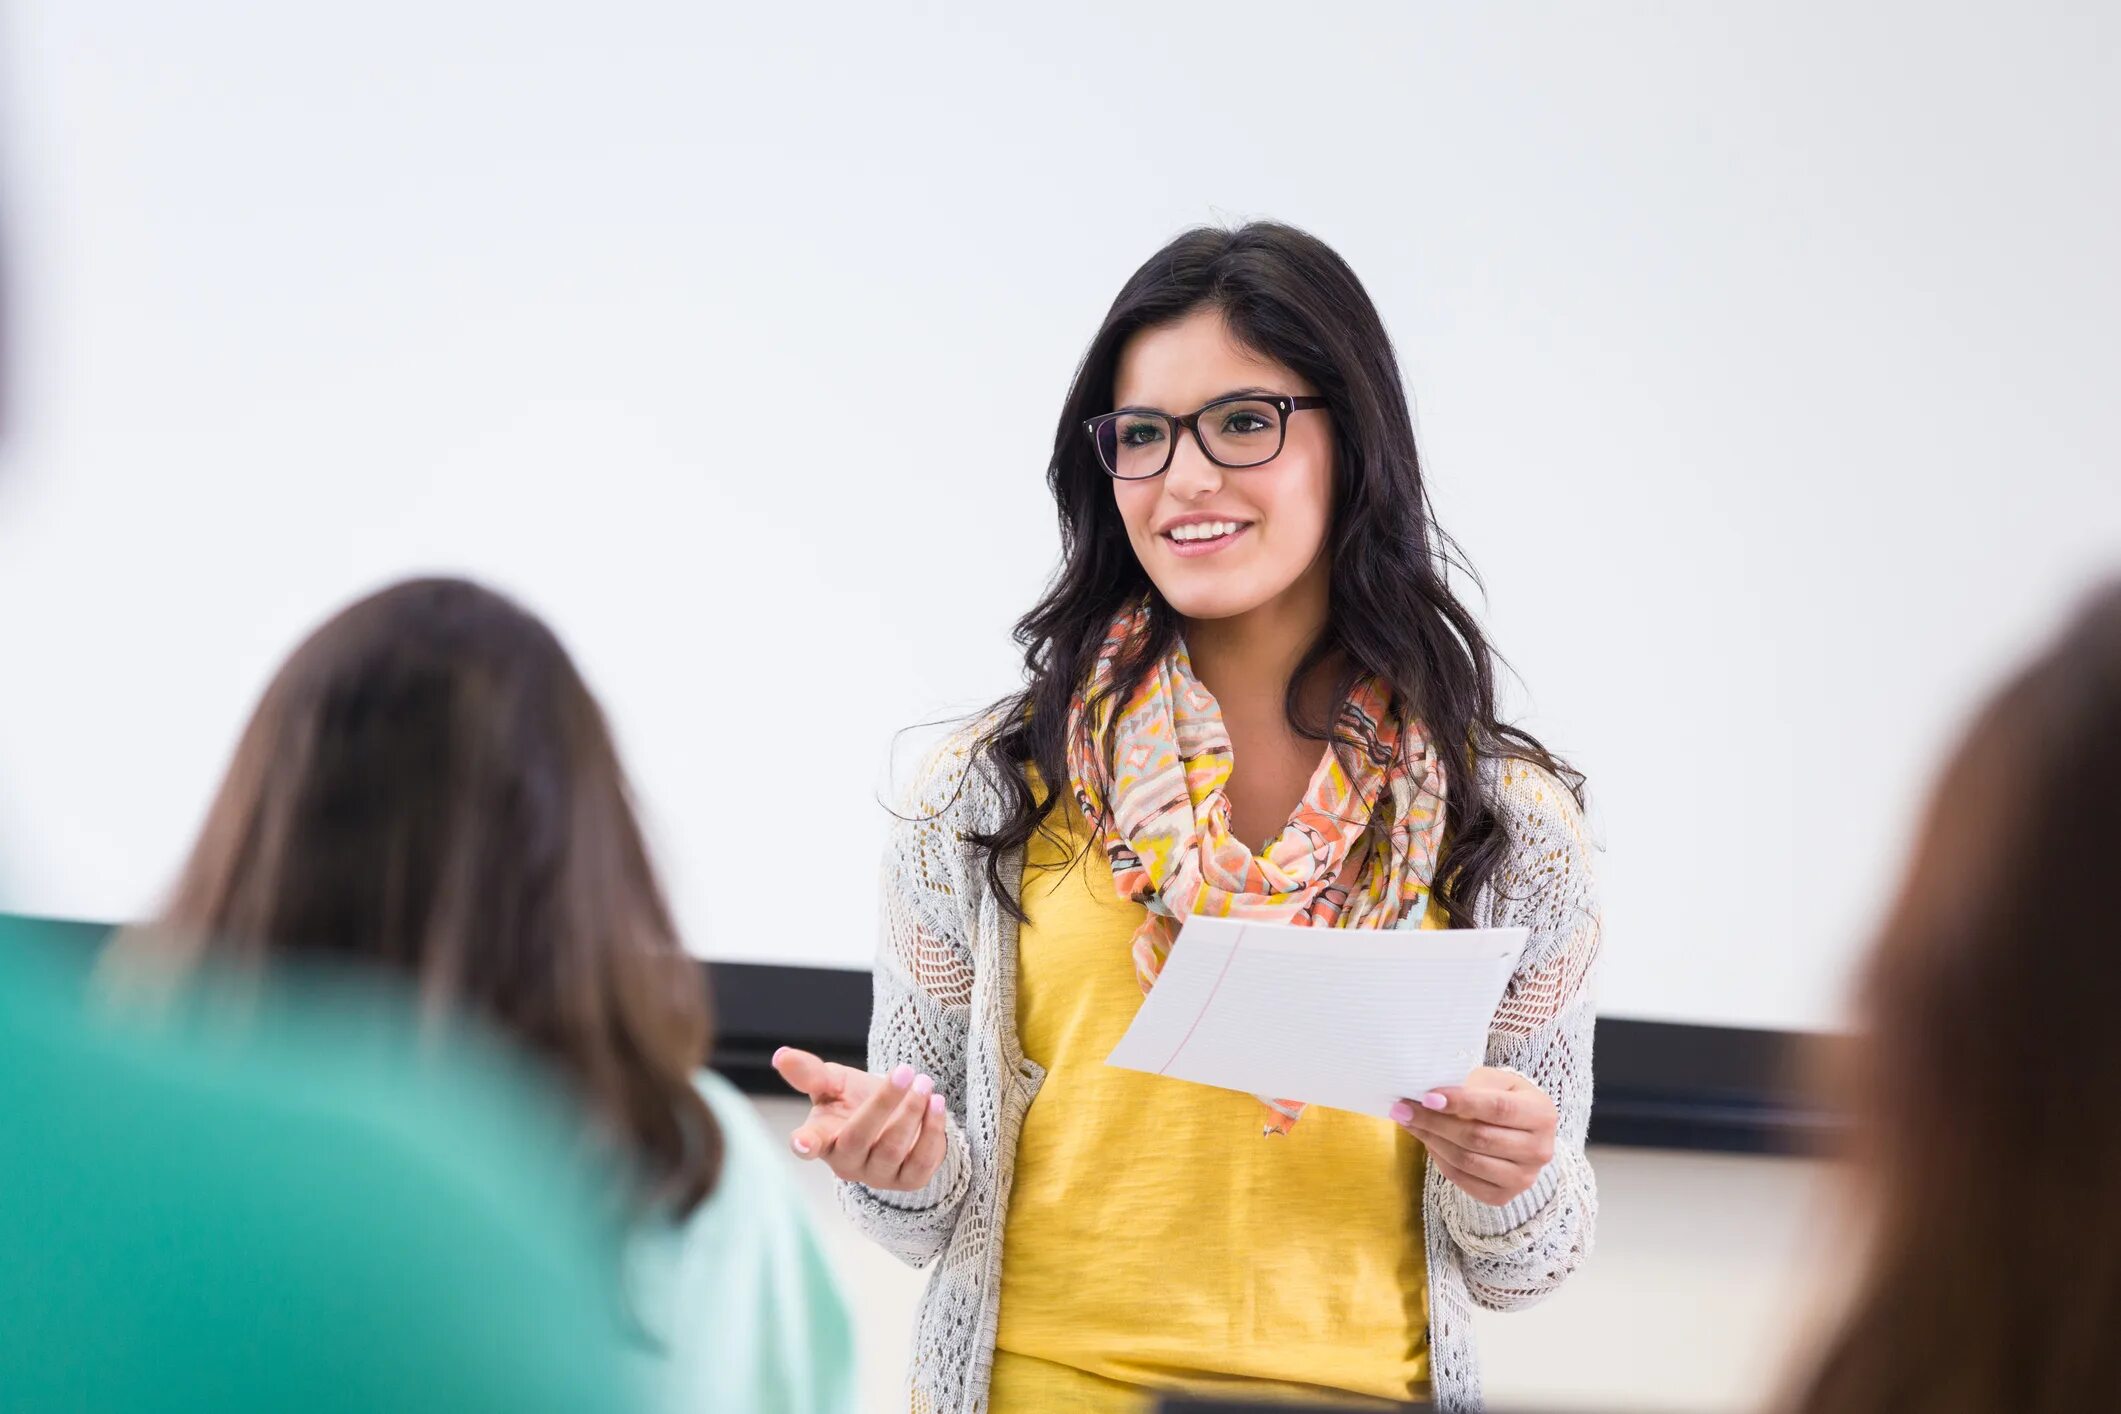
xmin=791 ymin=1135 xmax=812 ymax=1155
xmin=891 ymin=1064 xmax=914 ymax=1089
xmin=1421 ymin=1092 xmax=1448 ymax=1111
xmin=913 ymin=1074 xmax=935 ymax=1096
xmin=929 ymin=1094 xmax=946 ymax=1115
xmin=772 ymin=1046 xmax=789 ymax=1064
xmin=1389 ymin=1100 xmax=1415 ymax=1124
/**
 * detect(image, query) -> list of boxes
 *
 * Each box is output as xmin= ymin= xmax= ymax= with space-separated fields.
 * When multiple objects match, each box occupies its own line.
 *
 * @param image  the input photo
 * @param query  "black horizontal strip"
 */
xmin=2 ymin=916 xmax=1835 ymax=1156
xmin=706 ymin=960 xmax=1838 ymax=1156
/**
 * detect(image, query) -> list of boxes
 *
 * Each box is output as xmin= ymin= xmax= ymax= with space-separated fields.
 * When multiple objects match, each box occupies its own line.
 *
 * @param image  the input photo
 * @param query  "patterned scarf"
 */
xmin=1064 ymin=603 xmax=1449 ymax=1134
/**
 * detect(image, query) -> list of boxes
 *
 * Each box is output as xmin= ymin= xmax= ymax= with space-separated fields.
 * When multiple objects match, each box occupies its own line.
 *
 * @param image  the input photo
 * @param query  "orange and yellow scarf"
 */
xmin=1065 ymin=604 xmax=1449 ymax=1134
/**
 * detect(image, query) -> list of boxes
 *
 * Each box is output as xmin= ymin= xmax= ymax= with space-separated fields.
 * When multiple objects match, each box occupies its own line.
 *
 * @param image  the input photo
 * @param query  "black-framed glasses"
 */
xmin=1083 ymin=393 xmax=1329 ymax=481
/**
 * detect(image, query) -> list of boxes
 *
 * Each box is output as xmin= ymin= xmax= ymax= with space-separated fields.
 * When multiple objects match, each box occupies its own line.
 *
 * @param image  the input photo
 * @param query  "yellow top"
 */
xmin=988 ymin=794 xmax=1441 ymax=1413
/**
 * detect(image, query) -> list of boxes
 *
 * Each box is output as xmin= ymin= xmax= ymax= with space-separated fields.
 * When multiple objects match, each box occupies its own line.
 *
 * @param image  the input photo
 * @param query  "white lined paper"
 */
xmin=1105 ymin=917 xmax=1531 ymax=1118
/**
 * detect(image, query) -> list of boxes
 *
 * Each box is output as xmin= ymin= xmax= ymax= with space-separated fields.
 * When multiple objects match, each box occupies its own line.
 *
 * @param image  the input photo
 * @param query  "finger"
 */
xmin=772 ymin=1046 xmax=851 ymax=1104
xmin=789 ymin=1103 xmax=839 ymax=1161
xmin=866 ymin=1071 xmax=936 ymax=1176
xmin=829 ymin=1063 xmax=918 ymax=1163
xmin=1417 ymin=1084 xmax=1540 ymax=1130
xmin=1391 ymin=1103 xmax=1548 ymax=1163
xmin=895 ymin=1092 xmax=949 ymax=1188
xmin=1412 ymin=1126 xmax=1528 ymax=1187
xmin=1430 ymin=1149 xmax=1513 ymax=1206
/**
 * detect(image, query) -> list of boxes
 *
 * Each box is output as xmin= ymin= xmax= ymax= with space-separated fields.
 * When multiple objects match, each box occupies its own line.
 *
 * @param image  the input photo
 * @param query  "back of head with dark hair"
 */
xmin=1795 ymin=578 xmax=2121 ymax=1413
xmin=147 ymin=576 xmax=721 ymax=1215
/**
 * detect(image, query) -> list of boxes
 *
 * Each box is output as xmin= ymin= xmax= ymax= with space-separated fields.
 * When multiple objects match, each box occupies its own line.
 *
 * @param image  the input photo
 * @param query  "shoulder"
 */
xmin=687 ymin=1069 xmax=849 ymax=1280
xmin=692 ymin=1069 xmax=782 ymax=1192
xmin=1 ymin=942 xmax=637 ymax=1410
xmin=1471 ymin=755 xmax=1598 ymax=929
xmin=1477 ymin=755 xmax=1590 ymax=850
xmin=648 ymin=1073 xmax=854 ymax=1405
xmin=903 ymin=712 xmax=1018 ymax=822
xmin=886 ymin=714 xmax=1014 ymax=861
xmin=694 ymin=1068 xmax=759 ymax=1132
xmin=673 ymin=1072 xmax=817 ymax=1252
xmin=894 ymin=721 xmax=990 ymax=820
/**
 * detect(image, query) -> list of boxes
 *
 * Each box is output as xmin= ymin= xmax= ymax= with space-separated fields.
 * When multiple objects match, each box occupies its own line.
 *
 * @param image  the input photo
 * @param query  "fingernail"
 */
xmin=1389 ymin=1100 xmax=1415 ymax=1124
xmin=772 ymin=1046 xmax=789 ymax=1064
xmin=1421 ymin=1092 xmax=1448 ymax=1111
xmin=891 ymin=1064 xmax=914 ymax=1089
xmin=929 ymin=1094 xmax=946 ymax=1115
xmin=913 ymin=1073 xmax=935 ymax=1097
xmin=791 ymin=1135 xmax=812 ymax=1156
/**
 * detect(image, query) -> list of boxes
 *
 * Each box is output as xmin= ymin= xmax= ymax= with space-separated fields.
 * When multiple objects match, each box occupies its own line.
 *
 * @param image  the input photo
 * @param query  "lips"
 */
xmin=1160 ymin=521 xmax=1252 ymax=558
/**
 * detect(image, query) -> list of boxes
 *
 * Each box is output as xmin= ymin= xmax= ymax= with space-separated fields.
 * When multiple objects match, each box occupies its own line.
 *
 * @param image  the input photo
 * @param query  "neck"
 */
xmin=1181 ymin=560 xmax=1334 ymax=723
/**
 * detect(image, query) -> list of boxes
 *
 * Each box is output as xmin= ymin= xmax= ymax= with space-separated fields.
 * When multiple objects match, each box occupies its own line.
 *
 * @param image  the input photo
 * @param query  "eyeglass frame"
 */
xmin=1081 ymin=392 xmax=1330 ymax=481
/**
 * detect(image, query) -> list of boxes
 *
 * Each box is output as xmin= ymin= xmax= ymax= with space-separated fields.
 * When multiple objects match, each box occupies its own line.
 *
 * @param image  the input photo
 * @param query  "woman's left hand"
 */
xmin=1391 ymin=1067 xmax=1558 ymax=1207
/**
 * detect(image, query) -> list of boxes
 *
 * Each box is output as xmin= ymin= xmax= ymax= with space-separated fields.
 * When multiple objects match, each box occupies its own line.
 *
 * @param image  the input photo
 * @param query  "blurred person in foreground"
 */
xmin=0 ymin=912 xmax=641 ymax=1412
xmin=1789 ymin=579 xmax=2121 ymax=1414
xmin=109 ymin=575 xmax=855 ymax=1414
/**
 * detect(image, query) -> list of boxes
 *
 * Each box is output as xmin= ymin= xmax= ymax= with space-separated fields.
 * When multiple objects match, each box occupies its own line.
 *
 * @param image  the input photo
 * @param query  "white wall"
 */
xmin=0 ymin=11 xmax=2052 ymax=1403
xmin=755 ymin=1095 xmax=1842 ymax=1413
xmin=2 ymin=3 xmax=2117 ymax=1035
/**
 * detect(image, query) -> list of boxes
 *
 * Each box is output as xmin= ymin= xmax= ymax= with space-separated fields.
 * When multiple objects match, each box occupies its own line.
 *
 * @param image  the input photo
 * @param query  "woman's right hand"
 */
xmin=770 ymin=1046 xmax=949 ymax=1191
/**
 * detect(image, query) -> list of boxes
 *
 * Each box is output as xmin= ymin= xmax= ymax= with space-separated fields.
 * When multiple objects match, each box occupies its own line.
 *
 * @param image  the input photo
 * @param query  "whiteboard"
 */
xmin=2 ymin=2 xmax=2116 ymax=1030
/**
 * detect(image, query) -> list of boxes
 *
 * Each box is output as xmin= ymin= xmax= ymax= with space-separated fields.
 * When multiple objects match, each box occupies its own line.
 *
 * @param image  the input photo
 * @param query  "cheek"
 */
xmin=1262 ymin=453 xmax=1334 ymax=551
xmin=1112 ymin=482 xmax=1161 ymax=540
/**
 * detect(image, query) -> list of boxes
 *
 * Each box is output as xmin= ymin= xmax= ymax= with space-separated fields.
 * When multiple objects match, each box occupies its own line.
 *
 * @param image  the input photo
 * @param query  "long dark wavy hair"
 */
xmin=969 ymin=221 xmax=1581 ymax=921
xmin=133 ymin=577 xmax=721 ymax=1216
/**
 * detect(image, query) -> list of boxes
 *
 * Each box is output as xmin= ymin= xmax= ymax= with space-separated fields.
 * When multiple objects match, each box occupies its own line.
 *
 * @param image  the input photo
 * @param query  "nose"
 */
xmin=1162 ymin=430 xmax=1223 ymax=500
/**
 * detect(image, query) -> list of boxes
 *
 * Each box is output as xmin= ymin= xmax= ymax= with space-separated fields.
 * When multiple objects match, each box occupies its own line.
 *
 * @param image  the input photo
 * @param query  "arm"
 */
xmin=833 ymin=752 xmax=980 ymax=1268
xmin=1441 ymin=758 xmax=1603 ymax=1311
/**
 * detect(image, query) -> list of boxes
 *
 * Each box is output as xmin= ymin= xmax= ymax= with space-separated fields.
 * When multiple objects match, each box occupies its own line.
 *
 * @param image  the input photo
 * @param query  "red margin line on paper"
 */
xmin=1159 ymin=924 xmax=1246 ymax=1075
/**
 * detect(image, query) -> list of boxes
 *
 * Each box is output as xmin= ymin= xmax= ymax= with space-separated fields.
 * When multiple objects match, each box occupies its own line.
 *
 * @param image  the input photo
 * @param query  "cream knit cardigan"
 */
xmin=839 ymin=738 xmax=1602 ymax=1413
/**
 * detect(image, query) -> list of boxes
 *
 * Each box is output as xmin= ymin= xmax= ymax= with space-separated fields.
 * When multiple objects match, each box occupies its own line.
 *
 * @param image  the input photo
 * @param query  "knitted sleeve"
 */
xmin=835 ymin=740 xmax=980 ymax=1268
xmin=1440 ymin=757 xmax=1603 ymax=1310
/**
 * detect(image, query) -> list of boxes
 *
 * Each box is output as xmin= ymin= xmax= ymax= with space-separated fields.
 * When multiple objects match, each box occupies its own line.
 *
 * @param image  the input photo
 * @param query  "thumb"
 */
xmin=772 ymin=1046 xmax=842 ymax=1102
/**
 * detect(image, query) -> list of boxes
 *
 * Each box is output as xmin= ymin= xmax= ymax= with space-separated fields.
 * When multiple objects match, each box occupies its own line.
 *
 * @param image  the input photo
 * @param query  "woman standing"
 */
xmin=776 ymin=223 xmax=1601 ymax=1412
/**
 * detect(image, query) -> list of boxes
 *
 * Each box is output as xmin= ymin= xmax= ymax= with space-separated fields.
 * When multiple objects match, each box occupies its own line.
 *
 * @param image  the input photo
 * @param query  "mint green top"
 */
xmin=629 ymin=1072 xmax=857 ymax=1414
xmin=0 ymin=916 xmax=645 ymax=1413
xmin=0 ymin=916 xmax=855 ymax=1414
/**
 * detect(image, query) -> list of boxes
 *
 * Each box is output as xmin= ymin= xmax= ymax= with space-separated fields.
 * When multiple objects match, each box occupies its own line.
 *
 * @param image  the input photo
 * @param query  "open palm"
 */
xmin=771 ymin=1047 xmax=948 ymax=1191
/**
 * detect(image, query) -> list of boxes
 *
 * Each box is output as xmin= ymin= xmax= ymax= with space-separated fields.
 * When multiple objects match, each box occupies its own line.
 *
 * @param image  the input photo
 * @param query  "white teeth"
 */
xmin=1169 ymin=520 xmax=1243 ymax=543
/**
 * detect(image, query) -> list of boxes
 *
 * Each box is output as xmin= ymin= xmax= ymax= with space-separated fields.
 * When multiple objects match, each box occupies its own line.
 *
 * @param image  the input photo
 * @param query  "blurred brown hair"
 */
xmin=137 ymin=576 xmax=719 ymax=1215
xmin=1793 ymin=579 xmax=2121 ymax=1412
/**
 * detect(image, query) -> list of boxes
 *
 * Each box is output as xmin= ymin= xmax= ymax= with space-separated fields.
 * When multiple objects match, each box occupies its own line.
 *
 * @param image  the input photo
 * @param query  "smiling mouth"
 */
xmin=1162 ymin=520 xmax=1252 ymax=557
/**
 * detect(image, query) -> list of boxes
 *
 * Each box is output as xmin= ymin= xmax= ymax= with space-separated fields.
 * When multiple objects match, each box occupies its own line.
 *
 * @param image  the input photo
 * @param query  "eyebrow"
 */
xmin=1114 ymin=385 xmax=1282 ymax=411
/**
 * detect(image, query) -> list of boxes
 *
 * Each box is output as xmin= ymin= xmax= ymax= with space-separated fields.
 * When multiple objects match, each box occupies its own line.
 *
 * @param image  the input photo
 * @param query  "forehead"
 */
xmin=1112 ymin=306 xmax=1310 ymax=408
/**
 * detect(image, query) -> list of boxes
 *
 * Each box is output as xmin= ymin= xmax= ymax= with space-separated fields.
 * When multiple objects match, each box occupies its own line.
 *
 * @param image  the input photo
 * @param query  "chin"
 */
xmin=1151 ymin=575 xmax=1277 ymax=622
